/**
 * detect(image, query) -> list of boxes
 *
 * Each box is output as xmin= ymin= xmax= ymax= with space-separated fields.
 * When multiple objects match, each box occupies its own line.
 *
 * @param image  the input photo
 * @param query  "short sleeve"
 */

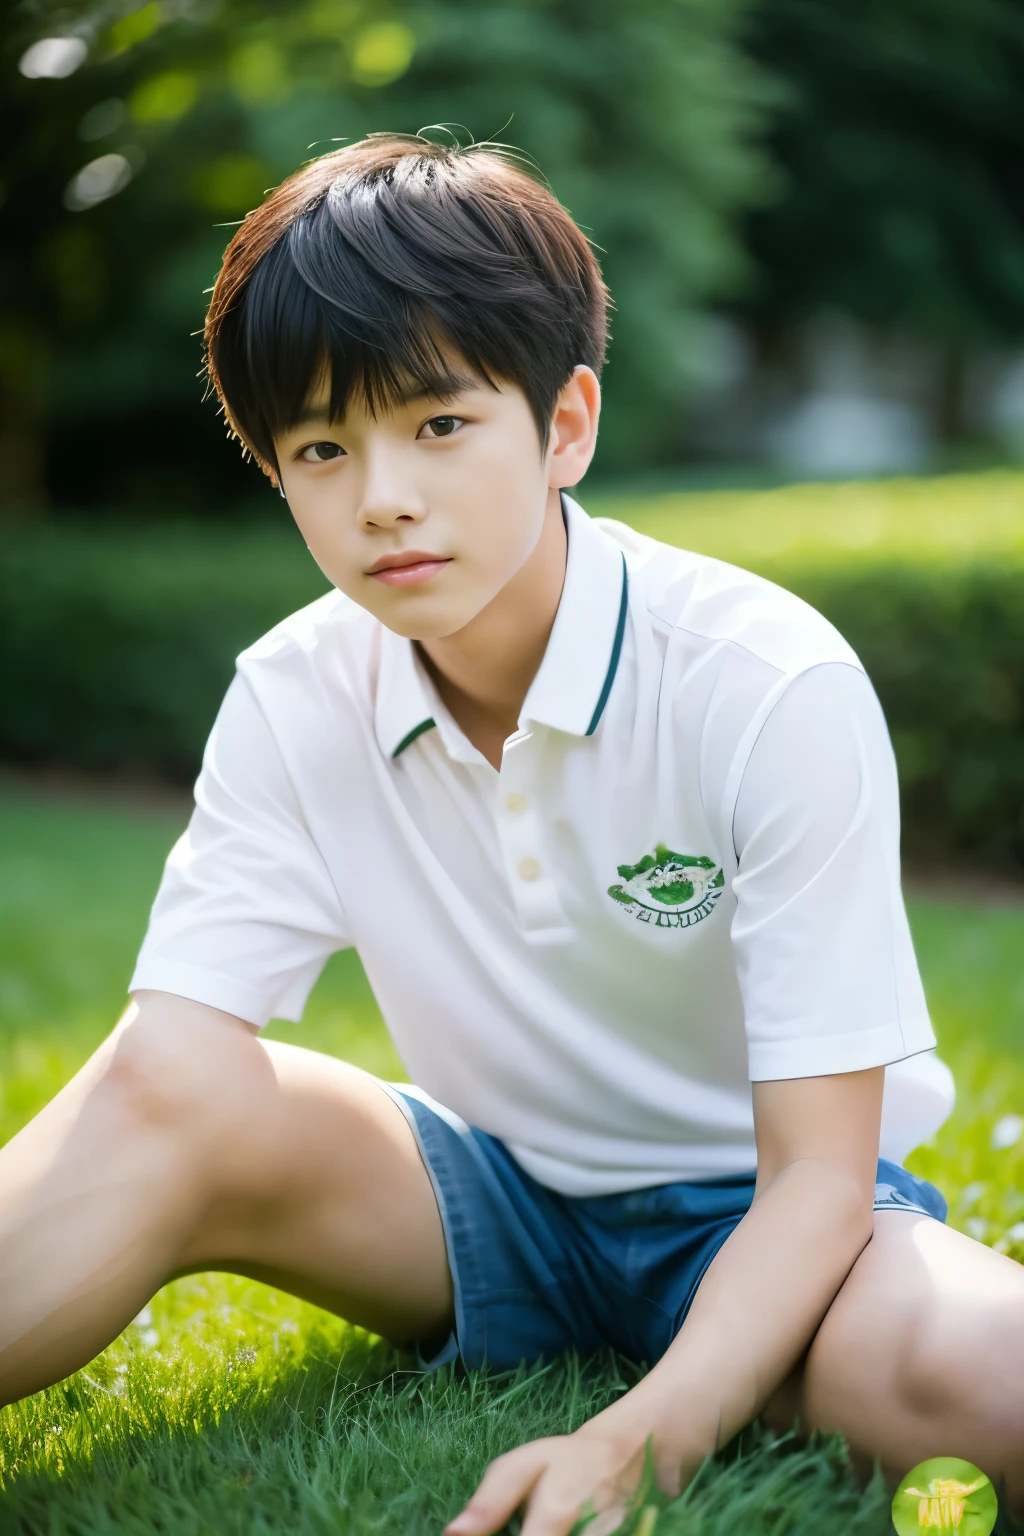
xmin=129 ymin=673 xmax=350 ymax=1027
xmin=730 ymin=662 xmax=936 ymax=1081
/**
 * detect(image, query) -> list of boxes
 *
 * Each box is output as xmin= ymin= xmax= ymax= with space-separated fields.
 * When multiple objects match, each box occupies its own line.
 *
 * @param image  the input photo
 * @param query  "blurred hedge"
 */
xmin=785 ymin=565 xmax=1024 ymax=870
xmin=0 ymin=520 xmax=329 ymax=782
xmin=3 ymin=471 xmax=1024 ymax=869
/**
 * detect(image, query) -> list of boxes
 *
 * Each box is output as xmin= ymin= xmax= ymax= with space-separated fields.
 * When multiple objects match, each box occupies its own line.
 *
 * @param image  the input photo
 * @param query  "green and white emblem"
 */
xmin=607 ymin=844 xmax=725 ymax=928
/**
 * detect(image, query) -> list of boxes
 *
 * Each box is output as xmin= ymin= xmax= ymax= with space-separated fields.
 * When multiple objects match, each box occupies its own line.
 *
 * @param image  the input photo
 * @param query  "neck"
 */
xmin=418 ymin=489 xmax=568 ymax=767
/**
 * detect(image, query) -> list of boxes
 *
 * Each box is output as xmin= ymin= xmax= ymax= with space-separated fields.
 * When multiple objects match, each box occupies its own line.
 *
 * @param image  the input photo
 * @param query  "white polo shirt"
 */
xmin=130 ymin=495 xmax=955 ymax=1195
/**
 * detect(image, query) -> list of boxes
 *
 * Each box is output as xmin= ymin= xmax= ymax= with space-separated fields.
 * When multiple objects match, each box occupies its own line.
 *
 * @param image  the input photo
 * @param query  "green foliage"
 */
xmin=741 ymin=0 xmax=1024 ymax=347
xmin=783 ymin=565 xmax=1024 ymax=869
xmin=3 ymin=471 xmax=1024 ymax=866
xmin=0 ymin=0 xmax=778 ymax=507
xmin=9 ymin=0 xmax=1024 ymax=508
xmin=2 ymin=785 xmax=1024 ymax=1530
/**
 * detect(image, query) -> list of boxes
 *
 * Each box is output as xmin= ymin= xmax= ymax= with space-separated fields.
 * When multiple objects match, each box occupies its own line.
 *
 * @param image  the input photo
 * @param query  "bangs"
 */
xmin=220 ymin=213 xmax=501 ymax=466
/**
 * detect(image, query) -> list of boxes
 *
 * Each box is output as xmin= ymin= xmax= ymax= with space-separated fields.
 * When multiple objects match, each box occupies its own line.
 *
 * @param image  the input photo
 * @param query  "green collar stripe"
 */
xmin=586 ymin=553 xmax=628 ymax=737
xmin=392 ymin=717 xmax=436 ymax=759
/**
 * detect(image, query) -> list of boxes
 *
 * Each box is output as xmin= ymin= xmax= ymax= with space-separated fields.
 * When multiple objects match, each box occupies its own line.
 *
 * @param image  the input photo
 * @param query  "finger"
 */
xmin=518 ymin=1454 xmax=640 ymax=1536
xmin=445 ymin=1443 xmax=551 ymax=1536
xmin=519 ymin=1477 xmax=619 ymax=1536
xmin=582 ymin=1507 xmax=632 ymax=1536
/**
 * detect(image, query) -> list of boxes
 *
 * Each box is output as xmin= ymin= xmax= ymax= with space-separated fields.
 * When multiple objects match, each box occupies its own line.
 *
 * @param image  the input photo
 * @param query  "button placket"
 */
xmin=496 ymin=734 xmax=569 ymax=936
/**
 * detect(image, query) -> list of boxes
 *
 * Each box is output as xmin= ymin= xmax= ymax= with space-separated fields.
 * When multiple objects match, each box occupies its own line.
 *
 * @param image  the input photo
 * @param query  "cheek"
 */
xmin=488 ymin=502 xmax=543 ymax=574
xmin=284 ymin=473 xmax=335 ymax=532
xmin=487 ymin=487 xmax=548 ymax=580
xmin=284 ymin=485 xmax=358 ymax=580
xmin=456 ymin=441 xmax=548 ymax=567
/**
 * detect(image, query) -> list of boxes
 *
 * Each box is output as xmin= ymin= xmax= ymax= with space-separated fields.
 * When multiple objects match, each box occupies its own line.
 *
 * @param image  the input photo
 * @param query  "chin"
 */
xmin=378 ymin=604 xmax=479 ymax=642
xmin=370 ymin=584 xmax=496 ymax=641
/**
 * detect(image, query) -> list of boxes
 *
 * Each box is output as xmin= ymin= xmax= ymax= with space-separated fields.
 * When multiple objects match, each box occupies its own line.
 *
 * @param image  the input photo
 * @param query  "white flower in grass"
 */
xmin=965 ymin=1217 xmax=990 ymax=1241
xmin=991 ymin=1114 xmax=1024 ymax=1151
xmin=131 ymin=1306 xmax=159 ymax=1348
xmin=1006 ymin=1221 xmax=1024 ymax=1243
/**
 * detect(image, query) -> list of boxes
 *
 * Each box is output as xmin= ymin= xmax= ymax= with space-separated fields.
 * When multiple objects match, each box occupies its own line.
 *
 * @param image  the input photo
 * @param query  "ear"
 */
xmin=547 ymin=366 xmax=601 ymax=489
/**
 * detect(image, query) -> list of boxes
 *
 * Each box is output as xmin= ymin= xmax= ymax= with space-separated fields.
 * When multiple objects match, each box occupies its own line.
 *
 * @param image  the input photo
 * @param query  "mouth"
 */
xmin=366 ymin=550 xmax=452 ymax=588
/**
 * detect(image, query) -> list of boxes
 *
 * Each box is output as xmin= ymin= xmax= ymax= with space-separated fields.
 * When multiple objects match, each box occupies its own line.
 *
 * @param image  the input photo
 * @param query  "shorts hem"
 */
xmin=370 ymin=1079 xmax=469 ymax=1370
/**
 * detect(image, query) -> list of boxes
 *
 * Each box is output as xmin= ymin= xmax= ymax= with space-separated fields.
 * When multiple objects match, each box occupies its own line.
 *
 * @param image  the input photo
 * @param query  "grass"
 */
xmin=0 ymin=782 xmax=1023 ymax=1533
xmin=593 ymin=466 xmax=1024 ymax=573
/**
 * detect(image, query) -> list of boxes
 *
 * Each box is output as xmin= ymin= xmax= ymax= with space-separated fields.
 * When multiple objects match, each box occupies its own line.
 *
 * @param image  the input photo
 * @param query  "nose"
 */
xmin=356 ymin=444 xmax=426 ymax=532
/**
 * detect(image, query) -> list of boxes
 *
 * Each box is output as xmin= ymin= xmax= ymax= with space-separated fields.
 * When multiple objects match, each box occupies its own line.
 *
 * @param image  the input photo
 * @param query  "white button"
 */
xmin=517 ymin=857 xmax=542 ymax=882
xmin=506 ymin=792 xmax=528 ymax=814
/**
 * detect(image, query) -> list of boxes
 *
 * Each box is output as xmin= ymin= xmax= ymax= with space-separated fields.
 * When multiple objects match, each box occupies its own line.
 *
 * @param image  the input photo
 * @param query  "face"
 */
xmin=273 ymin=361 xmax=598 ymax=641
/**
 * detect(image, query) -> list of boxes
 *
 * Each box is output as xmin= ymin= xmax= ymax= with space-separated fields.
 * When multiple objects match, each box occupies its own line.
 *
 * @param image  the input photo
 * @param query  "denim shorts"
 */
xmin=378 ymin=1082 xmax=949 ymax=1372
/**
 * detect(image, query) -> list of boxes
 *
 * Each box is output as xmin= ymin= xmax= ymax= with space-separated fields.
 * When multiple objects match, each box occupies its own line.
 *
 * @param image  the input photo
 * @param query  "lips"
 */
xmin=366 ymin=550 xmax=452 ymax=588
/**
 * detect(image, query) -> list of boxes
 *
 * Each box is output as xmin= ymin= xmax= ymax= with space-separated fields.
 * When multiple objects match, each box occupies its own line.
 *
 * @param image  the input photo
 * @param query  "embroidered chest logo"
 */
xmin=607 ymin=844 xmax=725 ymax=929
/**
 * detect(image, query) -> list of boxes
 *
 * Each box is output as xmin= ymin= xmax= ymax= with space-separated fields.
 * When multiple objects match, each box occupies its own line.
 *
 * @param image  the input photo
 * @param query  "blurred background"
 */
xmin=1 ymin=0 xmax=1024 ymax=873
xmin=2 ymin=9 xmax=1024 ymax=1495
xmin=8 ymin=0 xmax=1024 ymax=505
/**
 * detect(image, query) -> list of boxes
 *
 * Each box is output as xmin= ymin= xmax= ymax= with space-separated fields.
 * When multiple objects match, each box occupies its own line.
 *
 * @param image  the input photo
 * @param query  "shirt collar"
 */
xmin=374 ymin=624 xmax=437 ymax=761
xmin=519 ymin=492 xmax=628 ymax=737
xmin=375 ymin=492 xmax=628 ymax=761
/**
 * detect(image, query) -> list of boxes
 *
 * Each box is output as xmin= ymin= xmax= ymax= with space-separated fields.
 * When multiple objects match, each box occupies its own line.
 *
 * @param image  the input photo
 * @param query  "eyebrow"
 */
xmin=292 ymin=370 xmax=483 ymax=428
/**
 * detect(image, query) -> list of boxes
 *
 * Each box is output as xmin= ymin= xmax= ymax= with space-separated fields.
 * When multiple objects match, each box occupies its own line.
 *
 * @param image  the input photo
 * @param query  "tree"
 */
xmin=739 ymin=0 xmax=1024 ymax=435
xmin=0 ymin=0 xmax=777 ymax=508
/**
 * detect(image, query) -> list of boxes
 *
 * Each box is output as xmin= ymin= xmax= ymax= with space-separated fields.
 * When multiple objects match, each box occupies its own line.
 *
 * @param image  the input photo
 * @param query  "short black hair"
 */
xmin=205 ymin=134 xmax=610 ymax=479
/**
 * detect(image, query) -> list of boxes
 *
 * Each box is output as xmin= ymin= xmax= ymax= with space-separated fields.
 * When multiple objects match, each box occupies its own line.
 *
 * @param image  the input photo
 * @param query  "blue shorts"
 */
xmin=380 ymin=1082 xmax=948 ymax=1373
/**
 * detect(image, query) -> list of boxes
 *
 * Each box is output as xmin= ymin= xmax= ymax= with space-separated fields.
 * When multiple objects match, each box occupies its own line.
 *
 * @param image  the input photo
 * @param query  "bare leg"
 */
xmin=761 ymin=1211 xmax=1024 ymax=1511
xmin=0 ymin=992 xmax=452 ymax=1405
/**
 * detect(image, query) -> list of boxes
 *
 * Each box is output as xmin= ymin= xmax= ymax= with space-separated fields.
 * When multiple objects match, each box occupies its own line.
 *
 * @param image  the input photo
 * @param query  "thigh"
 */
xmin=761 ymin=1211 xmax=1024 ymax=1503
xmin=175 ymin=1040 xmax=453 ymax=1348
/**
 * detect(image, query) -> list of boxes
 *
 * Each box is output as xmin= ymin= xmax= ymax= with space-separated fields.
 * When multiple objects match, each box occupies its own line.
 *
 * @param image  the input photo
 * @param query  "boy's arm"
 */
xmin=448 ymin=1063 xmax=883 ymax=1536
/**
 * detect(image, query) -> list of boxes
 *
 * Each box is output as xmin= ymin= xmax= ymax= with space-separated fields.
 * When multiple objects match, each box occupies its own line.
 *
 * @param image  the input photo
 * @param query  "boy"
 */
xmin=1 ymin=135 xmax=1022 ymax=1533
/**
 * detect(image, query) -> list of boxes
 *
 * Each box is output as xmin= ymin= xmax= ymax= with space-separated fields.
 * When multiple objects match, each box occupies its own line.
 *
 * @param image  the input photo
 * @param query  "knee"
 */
xmin=893 ymin=1302 xmax=959 ymax=1421
xmin=102 ymin=993 xmax=271 ymax=1148
xmin=897 ymin=1299 xmax=1024 ymax=1448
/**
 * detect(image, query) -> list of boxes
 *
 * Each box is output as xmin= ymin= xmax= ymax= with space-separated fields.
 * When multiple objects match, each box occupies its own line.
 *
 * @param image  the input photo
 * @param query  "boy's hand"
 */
xmin=445 ymin=1424 xmax=657 ymax=1536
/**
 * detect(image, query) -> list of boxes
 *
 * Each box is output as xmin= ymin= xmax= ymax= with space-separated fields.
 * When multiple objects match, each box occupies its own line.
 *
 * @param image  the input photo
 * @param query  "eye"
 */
xmin=420 ymin=416 xmax=463 ymax=439
xmin=299 ymin=441 xmax=345 ymax=463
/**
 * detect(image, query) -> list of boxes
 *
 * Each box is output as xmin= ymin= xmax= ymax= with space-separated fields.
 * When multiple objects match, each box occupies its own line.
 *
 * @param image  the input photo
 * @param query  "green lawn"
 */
xmin=592 ymin=467 xmax=1024 ymax=573
xmin=1 ymin=782 xmax=1023 ymax=1534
